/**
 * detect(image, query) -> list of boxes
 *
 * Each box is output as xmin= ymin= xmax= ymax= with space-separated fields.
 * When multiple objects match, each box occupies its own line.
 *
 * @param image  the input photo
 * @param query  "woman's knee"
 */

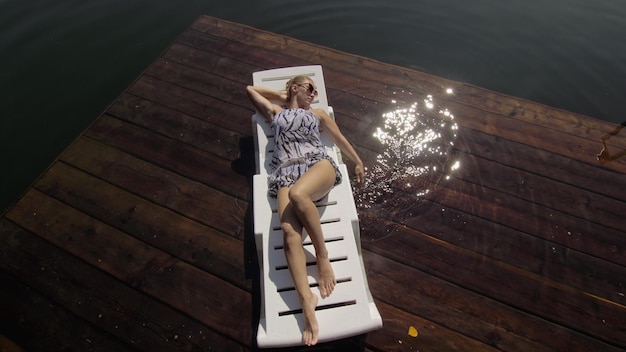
xmin=288 ymin=186 xmax=308 ymax=208
xmin=282 ymin=225 xmax=301 ymax=248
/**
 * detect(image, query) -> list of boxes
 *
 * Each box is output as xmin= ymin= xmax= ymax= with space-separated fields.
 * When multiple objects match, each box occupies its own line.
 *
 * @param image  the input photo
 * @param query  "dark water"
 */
xmin=1 ymin=0 xmax=625 ymax=212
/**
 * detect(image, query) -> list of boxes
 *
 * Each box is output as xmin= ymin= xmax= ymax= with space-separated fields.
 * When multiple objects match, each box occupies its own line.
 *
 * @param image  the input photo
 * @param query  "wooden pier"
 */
xmin=1 ymin=16 xmax=625 ymax=351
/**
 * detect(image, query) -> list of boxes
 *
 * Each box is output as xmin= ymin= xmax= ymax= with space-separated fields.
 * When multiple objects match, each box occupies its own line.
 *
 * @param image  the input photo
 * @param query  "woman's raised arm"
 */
xmin=246 ymin=85 xmax=285 ymax=122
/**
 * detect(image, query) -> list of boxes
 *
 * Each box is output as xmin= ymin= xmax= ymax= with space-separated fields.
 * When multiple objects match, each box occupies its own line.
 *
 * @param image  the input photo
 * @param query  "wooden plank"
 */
xmin=361 ymin=163 xmax=625 ymax=304
xmin=419 ymin=178 xmax=626 ymax=292
xmin=163 ymin=42 xmax=258 ymax=82
xmin=366 ymin=301 xmax=501 ymax=352
xmin=452 ymin=150 xmax=625 ymax=231
xmin=426 ymin=173 xmax=623 ymax=268
xmin=452 ymin=128 xmax=626 ymax=203
xmin=108 ymin=92 xmax=244 ymax=160
xmin=4 ymin=189 xmax=253 ymax=345
xmin=0 ymin=219 xmax=248 ymax=351
xmin=366 ymin=260 xmax=543 ymax=351
xmin=34 ymin=161 xmax=251 ymax=290
xmin=397 ymin=197 xmax=625 ymax=306
xmin=59 ymin=136 xmax=250 ymax=241
xmin=359 ymin=215 xmax=625 ymax=348
xmin=127 ymin=74 xmax=252 ymax=136
xmin=363 ymin=250 xmax=622 ymax=352
xmin=454 ymin=84 xmax=625 ymax=143
xmin=84 ymin=115 xmax=248 ymax=199
xmin=143 ymin=55 xmax=251 ymax=112
xmin=0 ymin=271 xmax=134 ymax=352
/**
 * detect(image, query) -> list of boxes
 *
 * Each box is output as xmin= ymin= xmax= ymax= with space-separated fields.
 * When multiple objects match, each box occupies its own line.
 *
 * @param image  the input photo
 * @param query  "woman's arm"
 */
xmin=315 ymin=109 xmax=365 ymax=187
xmin=246 ymin=85 xmax=285 ymax=122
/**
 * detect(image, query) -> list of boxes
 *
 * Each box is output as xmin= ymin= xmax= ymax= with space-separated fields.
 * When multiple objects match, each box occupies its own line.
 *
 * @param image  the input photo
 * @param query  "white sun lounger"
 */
xmin=251 ymin=65 xmax=382 ymax=348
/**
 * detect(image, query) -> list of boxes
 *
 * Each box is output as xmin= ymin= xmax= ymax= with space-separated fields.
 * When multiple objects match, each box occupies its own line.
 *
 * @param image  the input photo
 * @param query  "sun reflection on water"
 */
xmin=356 ymin=91 xmax=460 ymax=209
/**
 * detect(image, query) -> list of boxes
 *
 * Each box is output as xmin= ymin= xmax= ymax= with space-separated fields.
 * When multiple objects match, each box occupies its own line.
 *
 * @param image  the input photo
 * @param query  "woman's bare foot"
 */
xmin=302 ymin=292 xmax=319 ymax=346
xmin=317 ymin=256 xmax=336 ymax=298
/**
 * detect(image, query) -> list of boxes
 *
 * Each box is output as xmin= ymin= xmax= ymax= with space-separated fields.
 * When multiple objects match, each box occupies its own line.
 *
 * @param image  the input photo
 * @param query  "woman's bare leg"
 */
xmin=288 ymin=160 xmax=337 ymax=298
xmin=276 ymin=160 xmax=337 ymax=346
xmin=277 ymin=188 xmax=319 ymax=346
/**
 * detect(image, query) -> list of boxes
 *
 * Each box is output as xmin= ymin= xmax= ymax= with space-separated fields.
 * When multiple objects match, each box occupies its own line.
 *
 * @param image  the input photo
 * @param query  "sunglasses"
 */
xmin=297 ymin=83 xmax=318 ymax=96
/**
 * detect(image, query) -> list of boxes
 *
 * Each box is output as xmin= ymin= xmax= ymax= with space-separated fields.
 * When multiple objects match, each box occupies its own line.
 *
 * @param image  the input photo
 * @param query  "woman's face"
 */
xmin=294 ymin=79 xmax=318 ymax=107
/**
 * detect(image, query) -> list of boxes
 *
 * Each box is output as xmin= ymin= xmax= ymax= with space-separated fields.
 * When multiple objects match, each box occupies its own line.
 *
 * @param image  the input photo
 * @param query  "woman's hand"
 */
xmin=354 ymin=163 xmax=365 ymax=188
xmin=279 ymin=90 xmax=288 ymax=103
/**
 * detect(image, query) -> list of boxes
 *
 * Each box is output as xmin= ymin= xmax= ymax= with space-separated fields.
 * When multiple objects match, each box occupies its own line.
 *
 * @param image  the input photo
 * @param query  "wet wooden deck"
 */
xmin=1 ymin=15 xmax=625 ymax=351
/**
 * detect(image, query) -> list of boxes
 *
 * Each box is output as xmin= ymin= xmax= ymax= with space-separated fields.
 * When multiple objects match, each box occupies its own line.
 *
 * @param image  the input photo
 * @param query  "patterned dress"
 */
xmin=268 ymin=108 xmax=342 ymax=198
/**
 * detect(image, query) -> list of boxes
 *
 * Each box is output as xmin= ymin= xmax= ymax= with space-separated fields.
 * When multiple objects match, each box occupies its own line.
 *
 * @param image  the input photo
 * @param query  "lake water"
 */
xmin=1 ymin=0 xmax=625 ymax=212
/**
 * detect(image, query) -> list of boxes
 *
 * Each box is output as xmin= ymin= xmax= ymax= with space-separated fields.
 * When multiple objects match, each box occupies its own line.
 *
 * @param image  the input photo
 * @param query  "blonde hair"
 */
xmin=285 ymin=75 xmax=313 ymax=100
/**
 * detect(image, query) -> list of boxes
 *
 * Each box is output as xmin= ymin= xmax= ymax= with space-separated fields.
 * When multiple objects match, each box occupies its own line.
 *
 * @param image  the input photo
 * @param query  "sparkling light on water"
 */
xmin=356 ymin=91 xmax=460 ymax=209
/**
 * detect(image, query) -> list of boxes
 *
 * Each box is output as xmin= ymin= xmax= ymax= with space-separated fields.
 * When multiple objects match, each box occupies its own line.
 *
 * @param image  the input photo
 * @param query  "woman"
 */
xmin=246 ymin=75 xmax=364 ymax=346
